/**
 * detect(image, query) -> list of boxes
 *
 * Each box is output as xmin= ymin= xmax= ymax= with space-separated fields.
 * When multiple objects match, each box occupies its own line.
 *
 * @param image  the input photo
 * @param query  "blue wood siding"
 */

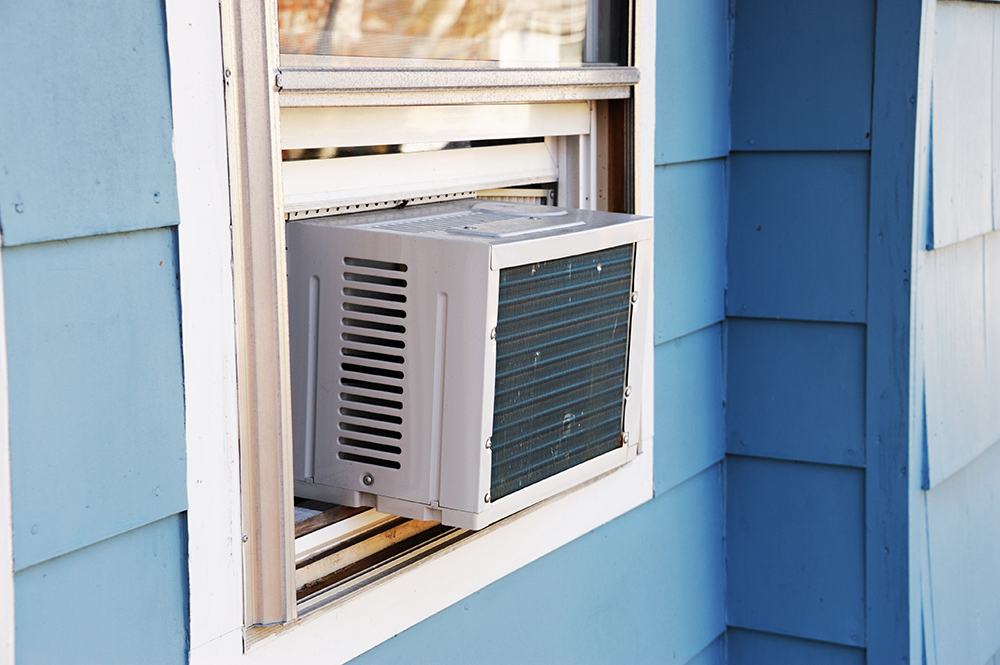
xmin=14 ymin=515 xmax=188 ymax=665
xmin=0 ymin=0 xmax=179 ymax=246
xmin=726 ymin=457 xmax=866 ymax=646
xmin=654 ymin=160 xmax=727 ymax=343
xmin=726 ymin=319 xmax=865 ymax=467
xmin=727 ymin=152 xmax=870 ymax=323
xmin=351 ymin=465 xmax=726 ymax=665
xmin=730 ymin=0 xmax=875 ymax=151
xmin=686 ymin=636 xmax=725 ymax=665
xmin=727 ymin=628 xmax=866 ymax=665
xmin=655 ymin=325 xmax=724 ymax=491
xmin=1 ymin=1 xmax=189 ymax=662
xmin=655 ymin=0 xmax=730 ymax=164
xmin=4 ymin=228 xmax=186 ymax=571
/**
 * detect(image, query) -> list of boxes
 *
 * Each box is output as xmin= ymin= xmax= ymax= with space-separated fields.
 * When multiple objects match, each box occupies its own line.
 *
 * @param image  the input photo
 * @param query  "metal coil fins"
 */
xmin=490 ymin=244 xmax=634 ymax=501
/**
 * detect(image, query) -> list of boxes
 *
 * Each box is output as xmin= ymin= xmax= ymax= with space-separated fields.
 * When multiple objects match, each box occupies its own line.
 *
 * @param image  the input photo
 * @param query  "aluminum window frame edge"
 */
xmin=171 ymin=0 xmax=656 ymax=659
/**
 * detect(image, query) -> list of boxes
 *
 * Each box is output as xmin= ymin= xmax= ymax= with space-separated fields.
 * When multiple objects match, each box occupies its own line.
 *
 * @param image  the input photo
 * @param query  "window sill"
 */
xmin=236 ymin=449 xmax=652 ymax=662
xmin=276 ymin=64 xmax=639 ymax=107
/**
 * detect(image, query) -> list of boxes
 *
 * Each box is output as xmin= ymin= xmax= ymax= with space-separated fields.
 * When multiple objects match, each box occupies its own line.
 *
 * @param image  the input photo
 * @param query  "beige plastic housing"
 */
xmin=286 ymin=199 xmax=653 ymax=529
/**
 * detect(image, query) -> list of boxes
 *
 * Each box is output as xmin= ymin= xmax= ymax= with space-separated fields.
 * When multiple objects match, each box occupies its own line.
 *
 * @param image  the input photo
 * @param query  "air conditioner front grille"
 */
xmin=338 ymin=257 xmax=408 ymax=472
xmin=490 ymin=244 xmax=634 ymax=501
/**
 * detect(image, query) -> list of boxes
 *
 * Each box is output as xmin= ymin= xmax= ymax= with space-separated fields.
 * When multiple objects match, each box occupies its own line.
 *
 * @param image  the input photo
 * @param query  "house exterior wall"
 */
xmin=0 ymin=1 xmax=189 ymax=663
xmin=6 ymin=0 xmax=999 ymax=663
xmin=726 ymin=1 xmax=919 ymax=663
xmin=911 ymin=2 xmax=1000 ymax=664
xmin=725 ymin=1 xmax=875 ymax=659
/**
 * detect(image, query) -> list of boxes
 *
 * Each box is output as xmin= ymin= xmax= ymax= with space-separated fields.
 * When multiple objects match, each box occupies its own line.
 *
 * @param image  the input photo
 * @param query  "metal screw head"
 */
xmin=242 ymin=534 xmax=249 ymax=543
xmin=630 ymin=292 xmax=639 ymax=304
xmin=485 ymin=437 xmax=492 ymax=449
xmin=622 ymin=431 xmax=629 ymax=445
xmin=362 ymin=473 xmax=374 ymax=486
xmin=490 ymin=326 xmax=497 ymax=340
xmin=484 ymin=492 xmax=491 ymax=503
xmin=624 ymin=385 xmax=632 ymax=398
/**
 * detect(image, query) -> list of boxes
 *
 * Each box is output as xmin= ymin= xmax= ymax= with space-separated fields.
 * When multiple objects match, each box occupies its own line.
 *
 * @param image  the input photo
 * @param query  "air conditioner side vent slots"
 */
xmin=338 ymin=257 xmax=409 ymax=472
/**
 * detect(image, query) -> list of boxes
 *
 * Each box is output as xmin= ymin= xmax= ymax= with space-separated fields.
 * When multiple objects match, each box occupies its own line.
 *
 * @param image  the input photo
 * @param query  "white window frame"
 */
xmin=0 ymin=241 xmax=14 ymax=665
xmin=165 ymin=0 xmax=657 ymax=661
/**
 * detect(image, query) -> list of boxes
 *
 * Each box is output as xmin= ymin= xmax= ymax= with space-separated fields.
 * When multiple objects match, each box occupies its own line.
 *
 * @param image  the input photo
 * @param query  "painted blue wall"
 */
xmin=725 ymin=0 xmax=894 ymax=662
xmin=348 ymin=1 xmax=730 ymax=663
xmin=0 ymin=1 xmax=189 ymax=662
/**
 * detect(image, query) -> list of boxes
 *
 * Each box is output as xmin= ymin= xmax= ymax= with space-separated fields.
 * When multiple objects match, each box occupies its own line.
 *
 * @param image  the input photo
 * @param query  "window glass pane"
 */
xmin=277 ymin=0 xmax=615 ymax=65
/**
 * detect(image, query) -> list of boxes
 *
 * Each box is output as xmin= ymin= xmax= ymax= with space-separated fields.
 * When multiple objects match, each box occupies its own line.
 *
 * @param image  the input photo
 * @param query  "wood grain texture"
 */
xmin=0 ymin=1 xmax=180 ymax=246
xmin=726 ymin=319 xmax=866 ymax=467
xmin=726 ymin=457 xmax=865 ymax=647
xmin=864 ymin=2 xmax=921 ymax=662
xmin=930 ymin=1 xmax=995 ymax=247
xmin=4 ymin=229 xmax=186 ymax=571
xmin=923 ymin=440 xmax=1000 ymax=665
xmin=654 ymin=160 xmax=726 ymax=343
xmin=727 ymin=628 xmax=865 ymax=665
xmin=654 ymin=324 xmax=725 ymax=493
xmin=922 ymin=234 xmax=1000 ymax=487
xmin=727 ymin=152 xmax=870 ymax=323
xmin=165 ymin=0 xmax=246 ymax=649
xmin=13 ymin=515 xmax=188 ymax=665
xmin=730 ymin=0 xmax=875 ymax=151
xmin=654 ymin=0 xmax=730 ymax=165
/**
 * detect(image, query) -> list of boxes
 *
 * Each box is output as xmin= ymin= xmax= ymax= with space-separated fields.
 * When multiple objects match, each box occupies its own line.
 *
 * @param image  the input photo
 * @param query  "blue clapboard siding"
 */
xmin=0 ymin=0 xmax=179 ymax=246
xmin=726 ymin=457 xmax=865 ymax=647
xmin=655 ymin=0 xmax=730 ymax=164
xmin=655 ymin=324 xmax=724 ymax=492
xmin=727 ymin=628 xmax=865 ymax=665
xmin=929 ymin=1 xmax=996 ymax=248
xmin=654 ymin=160 xmax=727 ymax=343
xmin=686 ymin=635 xmax=724 ymax=665
xmin=730 ymin=0 xmax=875 ymax=151
xmin=4 ymin=228 xmax=187 ymax=571
xmin=350 ymin=465 xmax=726 ymax=665
xmin=726 ymin=319 xmax=865 ymax=467
xmin=727 ymin=152 xmax=870 ymax=323
xmin=14 ymin=515 xmax=188 ymax=665
xmin=922 ymin=231 xmax=1000 ymax=487
xmin=922 ymin=440 xmax=1000 ymax=665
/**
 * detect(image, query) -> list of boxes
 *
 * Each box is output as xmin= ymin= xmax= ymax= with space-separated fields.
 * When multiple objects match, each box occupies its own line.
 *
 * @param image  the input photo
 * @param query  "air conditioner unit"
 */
xmin=287 ymin=199 xmax=653 ymax=530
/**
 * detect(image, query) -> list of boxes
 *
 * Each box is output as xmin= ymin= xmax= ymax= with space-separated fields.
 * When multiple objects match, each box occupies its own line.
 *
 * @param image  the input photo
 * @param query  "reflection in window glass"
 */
xmin=277 ymin=0 xmax=588 ymax=65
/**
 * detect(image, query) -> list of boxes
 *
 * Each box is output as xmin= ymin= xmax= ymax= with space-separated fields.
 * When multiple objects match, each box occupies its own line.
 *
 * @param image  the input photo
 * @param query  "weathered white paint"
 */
xmin=280 ymin=102 xmax=592 ymax=150
xmin=923 ymin=439 xmax=1000 ymax=665
xmin=163 ymin=0 xmax=245 ymax=651
xmin=994 ymin=8 xmax=1000 ymax=233
xmin=931 ymin=1 xmax=995 ymax=247
xmin=909 ymin=3 xmax=937 ymax=662
xmin=0 ymin=247 xmax=15 ymax=665
xmin=922 ymin=234 xmax=1000 ymax=486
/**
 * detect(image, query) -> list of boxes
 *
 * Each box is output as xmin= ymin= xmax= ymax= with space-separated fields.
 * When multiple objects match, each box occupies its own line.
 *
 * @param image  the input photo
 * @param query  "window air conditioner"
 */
xmin=287 ymin=199 xmax=653 ymax=530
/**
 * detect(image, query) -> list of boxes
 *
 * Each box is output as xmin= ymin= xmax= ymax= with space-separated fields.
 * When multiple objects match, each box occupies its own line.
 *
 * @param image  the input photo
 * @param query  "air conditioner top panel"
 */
xmin=291 ymin=199 xmax=651 ymax=247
